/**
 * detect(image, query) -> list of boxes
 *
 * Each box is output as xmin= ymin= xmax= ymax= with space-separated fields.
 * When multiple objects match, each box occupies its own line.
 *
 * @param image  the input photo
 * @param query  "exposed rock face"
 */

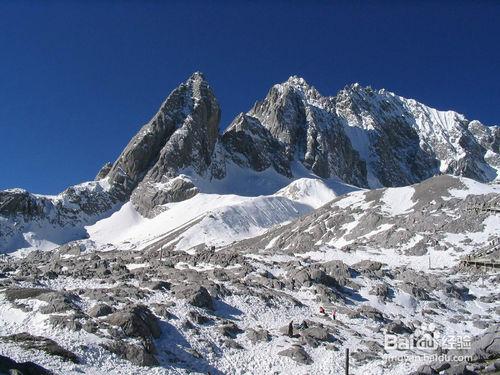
xmin=88 ymin=303 xmax=115 ymax=318
xmin=226 ymin=175 xmax=499 ymax=260
xmin=105 ymin=305 xmax=161 ymax=340
xmin=102 ymin=340 xmax=158 ymax=367
xmin=0 ymin=189 xmax=47 ymax=218
xmin=106 ymin=72 xmax=221 ymax=215
xmin=171 ymin=284 xmax=214 ymax=310
xmin=131 ymin=176 xmax=199 ymax=218
xmin=278 ymin=344 xmax=313 ymax=365
xmin=0 ymin=181 xmax=118 ymax=252
xmin=247 ymin=77 xmax=368 ymax=186
xmin=247 ymin=78 xmax=499 ymax=188
xmin=222 ymin=113 xmax=291 ymax=176
xmin=95 ymin=162 xmax=112 ymax=180
xmin=4 ymin=287 xmax=80 ymax=314
xmin=246 ymin=327 xmax=271 ymax=343
xmin=339 ymin=84 xmax=499 ymax=186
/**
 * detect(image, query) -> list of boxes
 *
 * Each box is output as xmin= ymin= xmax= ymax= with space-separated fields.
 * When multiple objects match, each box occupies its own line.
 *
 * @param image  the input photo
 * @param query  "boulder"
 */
xmin=357 ymin=305 xmax=386 ymax=322
xmin=369 ymin=283 xmax=390 ymax=301
xmin=0 ymin=354 xmax=53 ymax=375
xmin=105 ymin=305 xmax=161 ymax=340
xmin=278 ymin=345 xmax=313 ymax=365
xmin=300 ymin=325 xmax=332 ymax=348
xmin=352 ymin=260 xmax=384 ymax=273
xmin=351 ymin=350 xmax=380 ymax=363
xmin=82 ymin=320 xmax=99 ymax=333
xmin=37 ymin=291 xmax=80 ymax=314
xmin=399 ymin=282 xmax=431 ymax=300
xmin=385 ymin=320 xmax=413 ymax=335
xmin=301 ymin=326 xmax=330 ymax=341
xmin=88 ymin=303 xmax=115 ymax=318
xmin=141 ymin=280 xmax=171 ymax=291
xmin=171 ymin=284 xmax=214 ymax=310
xmin=246 ymin=328 xmax=271 ymax=343
xmin=218 ymin=322 xmax=244 ymax=339
xmin=223 ymin=338 xmax=243 ymax=349
xmin=4 ymin=287 xmax=52 ymax=302
xmin=49 ymin=315 xmax=82 ymax=331
xmin=151 ymin=303 xmax=174 ymax=319
xmin=187 ymin=310 xmax=213 ymax=325
xmin=102 ymin=340 xmax=158 ymax=366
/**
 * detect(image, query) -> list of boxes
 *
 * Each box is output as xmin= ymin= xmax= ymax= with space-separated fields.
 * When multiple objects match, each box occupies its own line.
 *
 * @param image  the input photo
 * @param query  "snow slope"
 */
xmin=87 ymin=173 xmax=354 ymax=252
xmin=87 ymin=193 xmax=311 ymax=252
xmin=229 ymin=175 xmax=500 ymax=272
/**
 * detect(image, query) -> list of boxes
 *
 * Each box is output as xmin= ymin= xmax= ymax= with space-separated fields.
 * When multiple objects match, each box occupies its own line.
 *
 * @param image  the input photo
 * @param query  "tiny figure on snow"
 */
xmin=332 ymin=310 xmax=336 ymax=320
xmin=319 ymin=306 xmax=326 ymax=315
xmin=288 ymin=320 xmax=294 ymax=337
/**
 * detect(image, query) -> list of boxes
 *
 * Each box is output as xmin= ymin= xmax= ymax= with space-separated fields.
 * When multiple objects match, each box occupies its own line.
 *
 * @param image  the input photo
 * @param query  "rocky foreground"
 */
xmin=0 ymin=175 xmax=499 ymax=374
xmin=0 ymin=242 xmax=498 ymax=374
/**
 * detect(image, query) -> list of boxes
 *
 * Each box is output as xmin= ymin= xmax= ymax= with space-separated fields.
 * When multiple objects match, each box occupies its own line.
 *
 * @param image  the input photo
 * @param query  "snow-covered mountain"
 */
xmin=1 ymin=72 xmax=498 ymax=253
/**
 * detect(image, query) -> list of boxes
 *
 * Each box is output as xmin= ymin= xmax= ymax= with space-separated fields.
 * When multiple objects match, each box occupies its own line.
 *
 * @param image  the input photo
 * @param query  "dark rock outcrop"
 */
xmin=278 ymin=344 xmax=313 ymax=365
xmin=171 ymin=284 xmax=214 ymax=310
xmin=105 ymin=305 xmax=161 ymax=340
xmin=106 ymin=72 xmax=221 ymax=216
xmin=0 ymin=354 xmax=53 ymax=375
xmin=102 ymin=340 xmax=158 ymax=366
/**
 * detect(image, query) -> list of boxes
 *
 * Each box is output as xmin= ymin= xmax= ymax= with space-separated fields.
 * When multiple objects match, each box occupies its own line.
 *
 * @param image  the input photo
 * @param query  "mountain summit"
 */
xmin=102 ymin=72 xmax=221 ymax=216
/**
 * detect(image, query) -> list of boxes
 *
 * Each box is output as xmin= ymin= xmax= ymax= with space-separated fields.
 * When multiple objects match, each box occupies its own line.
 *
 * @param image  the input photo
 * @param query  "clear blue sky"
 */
xmin=1 ymin=1 xmax=499 ymax=194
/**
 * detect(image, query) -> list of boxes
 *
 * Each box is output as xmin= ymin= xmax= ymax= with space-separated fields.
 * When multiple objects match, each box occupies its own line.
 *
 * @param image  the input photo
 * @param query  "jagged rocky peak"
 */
xmin=97 ymin=72 xmax=221 ymax=217
xmin=248 ymin=76 xmax=323 ymax=145
xmin=280 ymin=75 xmax=322 ymax=99
xmin=333 ymin=82 xmax=500 ymax=186
xmin=246 ymin=76 xmax=369 ymax=186
xmin=106 ymin=71 xmax=220 ymax=202
xmin=94 ymin=72 xmax=498 ymax=218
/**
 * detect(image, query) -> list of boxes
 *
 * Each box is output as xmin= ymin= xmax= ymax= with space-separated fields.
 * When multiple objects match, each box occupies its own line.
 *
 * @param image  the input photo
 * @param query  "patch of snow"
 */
xmin=449 ymin=177 xmax=500 ymax=198
xmin=381 ymin=186 xmax=415 ymax=216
